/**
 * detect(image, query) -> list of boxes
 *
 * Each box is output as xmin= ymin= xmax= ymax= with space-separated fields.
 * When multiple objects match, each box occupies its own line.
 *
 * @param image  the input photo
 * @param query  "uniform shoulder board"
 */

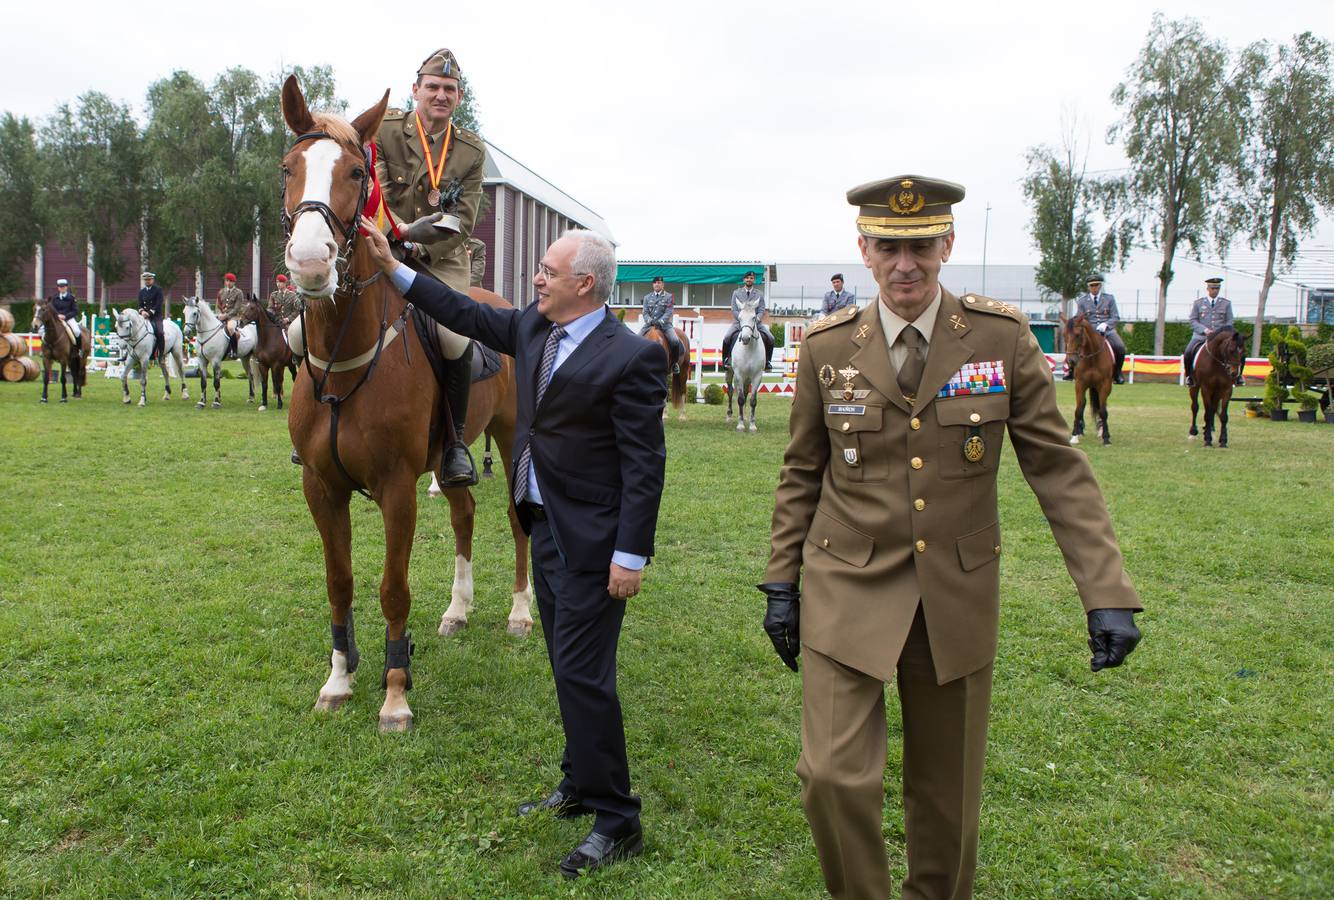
xmin=383 ymin=107 xmax=406 ymax=120
xmin=806 ymin=304 xmax=860 ymax=336
xmin=961 ymin=294 xmax=1022 ymax=321
xmin=453 ymin=125 xmax=484 ymax=148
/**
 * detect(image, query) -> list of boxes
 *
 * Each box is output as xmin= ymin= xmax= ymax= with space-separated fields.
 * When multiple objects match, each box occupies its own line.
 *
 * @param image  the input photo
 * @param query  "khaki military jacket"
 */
xmin=375 ymin=110 xmax=486 ymax=291
xmin=765 ymin=289 xmax=1141 ymax=684
xmin=217 ymin=285 xmax=245 ymax=319
xmin=269 ymin=288 xmax=301 ymax=323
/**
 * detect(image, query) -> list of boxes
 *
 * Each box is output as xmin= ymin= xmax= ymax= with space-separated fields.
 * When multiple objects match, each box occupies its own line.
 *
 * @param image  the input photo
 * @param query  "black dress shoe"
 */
xmin=559 ymin=827 xmax=644 ymax=879
xmin=516 ymin=789 xmax=592 ymax=819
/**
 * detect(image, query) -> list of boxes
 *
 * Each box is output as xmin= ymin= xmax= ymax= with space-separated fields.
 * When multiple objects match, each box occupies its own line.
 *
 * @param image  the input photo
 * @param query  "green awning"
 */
xmin=616 ymin=264 xmax=765 ymax=285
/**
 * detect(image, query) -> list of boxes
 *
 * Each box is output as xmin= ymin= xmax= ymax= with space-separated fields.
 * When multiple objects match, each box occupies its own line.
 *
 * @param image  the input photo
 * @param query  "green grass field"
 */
xmin=1 ymin=369 xmax=1330 ymax=897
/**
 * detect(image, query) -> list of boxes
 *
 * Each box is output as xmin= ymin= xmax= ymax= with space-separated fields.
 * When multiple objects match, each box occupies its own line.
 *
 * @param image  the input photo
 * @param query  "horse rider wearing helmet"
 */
xmin=372 ymin=47 xmax=488 ymax=486
xmin=137 ymin=272 xmax=165 ymax=360
xmin=721 ymin=270 xmax=775 ymax=370
xmin=639 ymin=276 xmax=684 ymax=374
xmin=216 ymin=273 xmax=245 ymax=356
xmin=47 ymin=278 xmax=83 ymax=344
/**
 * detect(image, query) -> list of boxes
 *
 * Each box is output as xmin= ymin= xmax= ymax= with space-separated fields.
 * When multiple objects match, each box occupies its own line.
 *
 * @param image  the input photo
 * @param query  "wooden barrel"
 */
xmin=0 ymin=308 xmax=14 ymax=332
xmin=0 ymin=333 xmax=28 ymax=360
xmin=2 ymin=355 xmax=40 ymax=382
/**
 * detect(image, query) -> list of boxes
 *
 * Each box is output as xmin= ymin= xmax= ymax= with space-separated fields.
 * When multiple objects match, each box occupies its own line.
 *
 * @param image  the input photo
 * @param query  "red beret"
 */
xmin=276 ymin=274 xmax=288 ymax=283
xmin=224 ymin=273 xmax=237 ymax=282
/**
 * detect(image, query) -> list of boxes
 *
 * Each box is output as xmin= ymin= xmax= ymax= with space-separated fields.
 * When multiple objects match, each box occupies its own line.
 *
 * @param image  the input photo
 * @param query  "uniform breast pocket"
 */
xmin=825 ymin=404 xmax=887 ymax=482
xmin=935 ymin=394 xmax=1008 ymax=479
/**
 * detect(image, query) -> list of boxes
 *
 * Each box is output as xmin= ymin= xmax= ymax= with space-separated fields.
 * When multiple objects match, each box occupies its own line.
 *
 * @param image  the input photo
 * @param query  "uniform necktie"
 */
xmin=896 ymin=325 xmax=925 ymax=400
xmin=513 ymin=323 xmax=567 ymax=506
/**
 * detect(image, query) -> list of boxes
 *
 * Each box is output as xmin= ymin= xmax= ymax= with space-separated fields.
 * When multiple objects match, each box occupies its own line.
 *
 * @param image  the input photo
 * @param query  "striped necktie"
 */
xmin=513 ymin=323 xmax=567 ymax=506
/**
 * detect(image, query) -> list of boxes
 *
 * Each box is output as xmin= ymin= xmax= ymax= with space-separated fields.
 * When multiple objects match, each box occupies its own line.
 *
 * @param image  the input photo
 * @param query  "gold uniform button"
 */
xmin=841 ymin=421 xmax=850 ymax=432
xmin=993 ymin=545 xmax=1001 ymax=555
xmin=822 ymin=538 xmax=830 ymax=547
xmin=969 ymin=412 xmax=981 ymax=423
xmin=911 ymin=457 xmax=923 ymax=469
xmin=417 ymin=185 xmax=423 ymax=192
xmin=910 ymin=417 xmax=921 ymax=430
xmin=915 ymin=540 xmax=926 ymax=553
xmin=914 ymin=499 xmax=925 ymax=511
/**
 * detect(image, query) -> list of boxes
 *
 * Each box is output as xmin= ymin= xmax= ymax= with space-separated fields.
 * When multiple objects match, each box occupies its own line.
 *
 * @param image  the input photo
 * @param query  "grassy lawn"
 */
xmin=0 ymin=370 xmax=1329 ymax=897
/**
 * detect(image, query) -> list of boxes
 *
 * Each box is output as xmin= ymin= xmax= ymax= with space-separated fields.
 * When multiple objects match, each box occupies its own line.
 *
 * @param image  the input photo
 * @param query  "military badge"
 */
xmin=829 ymin=388 xmax=869 ymax=401
xmin=818 ymin=364 xmax=836 ymax=387
xmin=949 ymin=314 xmax=966 ymax=331
xmin=887 ymin=179 xmax=926 ymax=216
xmin=963 ymin=428 xmax=985 ymax=463
xmin=843 ymin=448 xmax=859 ymax=466
xmin=855 ymin=324 xmax=870 ymax=339
xmin=838 ymin=365 xmax=860 ymax=382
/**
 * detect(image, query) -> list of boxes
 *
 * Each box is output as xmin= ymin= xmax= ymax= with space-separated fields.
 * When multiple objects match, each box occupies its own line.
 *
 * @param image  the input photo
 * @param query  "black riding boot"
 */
xmin=1113 ymin=350 xmax=1125 ymax=384
xmin=1183 ymin=353 xmax=1194 ymax=387
xmin=764 ymin=334 xmax=775 ymax=371
xmin=721 ymin=332 xmax=736 ymax=368
xmin=440 ymin=343 xmax=478 ymax=486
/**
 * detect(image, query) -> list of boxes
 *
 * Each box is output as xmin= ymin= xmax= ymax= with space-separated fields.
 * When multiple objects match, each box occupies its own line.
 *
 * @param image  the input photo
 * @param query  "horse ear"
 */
xmin=282 ymin=75 xmax=318 ymax=137
xmin=351 ymin=89 xmax=391 ymax=146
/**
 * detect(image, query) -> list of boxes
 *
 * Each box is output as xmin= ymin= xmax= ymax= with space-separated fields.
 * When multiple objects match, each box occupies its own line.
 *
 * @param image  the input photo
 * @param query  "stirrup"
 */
xmin=439 ymin=443 xmax=479 ymax=488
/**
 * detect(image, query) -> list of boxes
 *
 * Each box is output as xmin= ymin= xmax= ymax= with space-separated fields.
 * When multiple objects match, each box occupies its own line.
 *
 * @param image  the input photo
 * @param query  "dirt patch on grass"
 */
xmin=53 ymin=827 xmax=87 ymax=852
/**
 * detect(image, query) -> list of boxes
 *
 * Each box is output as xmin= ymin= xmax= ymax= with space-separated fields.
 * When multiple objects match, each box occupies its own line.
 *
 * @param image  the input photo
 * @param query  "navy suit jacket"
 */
xmin=405 ymin=276 xmax=668 ymax=572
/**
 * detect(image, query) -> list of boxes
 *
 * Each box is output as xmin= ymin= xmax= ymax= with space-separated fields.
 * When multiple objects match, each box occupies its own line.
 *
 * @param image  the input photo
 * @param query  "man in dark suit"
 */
xmin=137 ymin=272 xmax=165 ymax=360
xmin=361 ymin=217 xmax=666 ymax=879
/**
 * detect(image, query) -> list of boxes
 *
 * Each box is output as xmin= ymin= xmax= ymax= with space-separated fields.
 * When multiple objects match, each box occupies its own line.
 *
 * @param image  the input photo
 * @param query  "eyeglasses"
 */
xmin=537 ymin=262 xmax=589 ymax=281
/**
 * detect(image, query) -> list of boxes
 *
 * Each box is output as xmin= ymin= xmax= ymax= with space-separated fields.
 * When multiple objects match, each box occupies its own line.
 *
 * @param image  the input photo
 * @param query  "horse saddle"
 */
xmin=409 ymin=307 xmax=502 ymax=386
xmin=59 ymin=320 xmax=78 ymax=345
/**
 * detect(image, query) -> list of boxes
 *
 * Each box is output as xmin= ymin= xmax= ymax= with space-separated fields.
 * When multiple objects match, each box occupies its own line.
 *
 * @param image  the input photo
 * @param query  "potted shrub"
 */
xmin=1244 ymin=400 xmax=1263 ymax=419
xmin=1305 ymin=342 xmax=1334 ymax=423
xmin=1263 ymin=326 xmax=1292 ymax=421
xmin=1284 ymin=327 xmax=1320 ymax=423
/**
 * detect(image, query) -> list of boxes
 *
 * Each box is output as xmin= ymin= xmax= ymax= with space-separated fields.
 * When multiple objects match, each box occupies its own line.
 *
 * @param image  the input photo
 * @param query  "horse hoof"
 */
xmin=378 ymin=713 xmax=414 ymax=733
xmin=212 ymin=401 xmax=221 ymax=409
xmin=196 ymin=401 xmax=206 ymax=409
xmin=1069 ymin=436 xmax=1080 ymax=445
xmin=59 ymin=398 xmax=67 ymax=403
xmin=138 ymin=399 xmax=146 ymax=408
xmin=438 ymin=616 xmax=467 ymax=636
xmin=314 ymin=692 xmax=351 ymax=712
xmin=749 ymin=424 xmax=757 ymax=433
xmin=506 ymin=620 xmax=533 ymax=638
xmin=122 ymin=397 xmax=131 ymax=405
xmin=258 ymin=405 xmax=267 ymax=412
xmin=1187 ymin=434 xmax=1197 ymax=441
xmin=39 ymin=398 xmax=47 ymax=403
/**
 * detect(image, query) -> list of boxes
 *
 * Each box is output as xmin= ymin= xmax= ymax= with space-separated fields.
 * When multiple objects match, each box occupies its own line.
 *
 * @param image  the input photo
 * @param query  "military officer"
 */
xmin=821 ymin=273 xmax=855 ymax=316
xmin=1066 ymin=275 xmax=1126 ymax=383
xmin=216 ymin=273 xmax=245 ymax=355
xmin=760 ymin=175 xmax=1143 ymax=900
xmin=137 ymin=272 xmax=165 ymax=360
xmin=721 ymin=270 xmax=774 ymax=369
xmin=268 ymin=274 xmax=301 ymax=326
xmin=1183 ymin=276 xmax=1238 ymax=386
xmin=375 ymin=47 xmax=487 ymax=485
xmin=639 ymin=276 xmax=684 ymax=374
xmin=465 ymin=236 xmax=487 ymax=288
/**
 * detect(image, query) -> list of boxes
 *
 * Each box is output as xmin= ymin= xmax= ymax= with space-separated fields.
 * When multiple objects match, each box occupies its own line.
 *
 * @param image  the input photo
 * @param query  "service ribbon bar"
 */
xmin=938 ymin=360 xmax=1007 ymax=398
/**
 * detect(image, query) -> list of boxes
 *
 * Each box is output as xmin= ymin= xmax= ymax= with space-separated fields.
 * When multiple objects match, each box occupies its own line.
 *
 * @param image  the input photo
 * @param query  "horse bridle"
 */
xmin=280 ymin=130 xmax=371 ymax=254
xmin=1203 ymin=330 xmax=1244 ymax=380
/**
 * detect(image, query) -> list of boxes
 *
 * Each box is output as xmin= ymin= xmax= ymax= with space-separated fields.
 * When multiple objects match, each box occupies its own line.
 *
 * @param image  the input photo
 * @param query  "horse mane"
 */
xmin=311 ymin=113 xmax=360 ymax=151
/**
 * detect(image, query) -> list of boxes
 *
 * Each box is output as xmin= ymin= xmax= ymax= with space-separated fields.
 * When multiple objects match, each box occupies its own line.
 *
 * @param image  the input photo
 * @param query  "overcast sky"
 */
xmin=3 ymin=0 xmax=1332 ymax=267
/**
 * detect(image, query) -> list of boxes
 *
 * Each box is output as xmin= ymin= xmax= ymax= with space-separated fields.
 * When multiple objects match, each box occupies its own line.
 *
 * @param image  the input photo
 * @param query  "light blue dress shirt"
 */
xmin=391 ymin=263 xmax=645 ymax=571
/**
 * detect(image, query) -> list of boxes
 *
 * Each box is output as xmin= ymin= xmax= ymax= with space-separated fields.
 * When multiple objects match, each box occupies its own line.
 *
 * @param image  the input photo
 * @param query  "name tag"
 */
xmin=827 ymin=404 xmax=866 ymax=415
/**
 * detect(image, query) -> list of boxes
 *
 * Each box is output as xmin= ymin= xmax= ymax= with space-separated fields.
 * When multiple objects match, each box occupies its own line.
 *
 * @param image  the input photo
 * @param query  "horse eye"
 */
xmin=350 ymin=168 xmax=365 ymax=179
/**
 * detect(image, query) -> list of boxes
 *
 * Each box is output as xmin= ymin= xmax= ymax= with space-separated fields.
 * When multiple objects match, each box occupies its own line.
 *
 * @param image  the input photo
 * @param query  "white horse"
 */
xmin=727 ymin=302 xmax=766 ymax=432
xmin=113 ymin=308 xmax=188 ymax=406
xmin=182 ymin=297 xmax=257 ymax=409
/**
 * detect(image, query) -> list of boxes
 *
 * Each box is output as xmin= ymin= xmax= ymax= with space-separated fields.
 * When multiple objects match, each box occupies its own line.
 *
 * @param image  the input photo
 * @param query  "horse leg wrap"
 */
xmin=331 ymin=609 xmax=360 ymax=673
xmin=382 ymin=629 xmax=414 ymax=691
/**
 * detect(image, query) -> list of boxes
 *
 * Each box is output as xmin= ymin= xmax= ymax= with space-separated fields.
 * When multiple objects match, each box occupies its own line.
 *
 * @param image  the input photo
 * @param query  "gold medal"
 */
xmin=963 ymin=431 xmax=985 ymax=463
xmin=427 ymin=188 xmax=441 ymax=207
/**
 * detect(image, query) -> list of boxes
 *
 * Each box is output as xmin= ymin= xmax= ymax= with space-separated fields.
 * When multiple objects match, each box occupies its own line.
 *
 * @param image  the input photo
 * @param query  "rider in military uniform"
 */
xmin=137 ymin=272 xmax=165 ymax=360
xmin=639 ymin=276 xmax=684 ymax=374
xmin=375 ymin=47 xmax=487 ymax=485
xmin=821 ymin=273 xmax=854 ymax=316
xmin=1065 ymin=276 xmax=1126 ymax=383
xmin=760 ymin=175 xmax=1143 ymax=900
xmin=216 ymin=273 xmax=245 ymax=356
xmin=1183 ymin=276 xmax=1239 ymax=386
xmin=721 ymin=270 xmax=775 ymax=370
xmin=465 ymin=236 xmax=487 ymax=288
xmin=268 ymin=274 xmax=301 ymax=326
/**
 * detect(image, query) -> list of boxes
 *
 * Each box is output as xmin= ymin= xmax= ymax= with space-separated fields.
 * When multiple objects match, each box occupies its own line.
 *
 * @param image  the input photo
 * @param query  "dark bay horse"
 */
xmin=1063 ymin=312 xmax=1114 ymax=445
xmin=237 ymin=295 xmax=297 ymax=411
xmin=281 ymin=76 xmax=529 ymax=732
xmin=32 ymin=298 xmax=90 ymax=402
xmin=1189 ymin=327 xmax=1245 ymax=447
xmin=645 ymin=324 xmax=691 ymax=420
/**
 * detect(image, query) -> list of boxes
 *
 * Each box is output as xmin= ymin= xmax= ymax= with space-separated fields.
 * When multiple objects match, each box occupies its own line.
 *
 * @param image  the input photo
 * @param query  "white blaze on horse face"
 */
xmin=285 ymin=139 xmax=344 ymax=295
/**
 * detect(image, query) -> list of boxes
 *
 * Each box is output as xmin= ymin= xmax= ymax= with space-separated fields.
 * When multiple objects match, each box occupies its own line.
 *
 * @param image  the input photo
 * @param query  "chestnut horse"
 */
xmin=280 ymin=76 xmax=530 ymax=732
xmin=31 ymin=298 xmax=90 ymax=403
xmin=644 ymin=324 xmax=691 ymax=420
xmin=1063 ymin=312 xmax=1114 ymax=446
xmin=236 ymin=295 xmax=297 ymax=411
xmin=1189 ymin=327 xmax=1245 ymax=448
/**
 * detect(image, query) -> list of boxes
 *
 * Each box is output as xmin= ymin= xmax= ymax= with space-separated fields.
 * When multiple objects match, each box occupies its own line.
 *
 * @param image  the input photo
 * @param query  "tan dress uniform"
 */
xmin=216 ymin=284 xmax=244 ymax=320
xmin=766 ymin=177 xmax=1141 ymax=900
xmin=374 ymin=111 xmax=485 ymax=293
xmin=465 ymin=236 xmax=487 ymax=288
xmin=269 ymin=287 xmax=301 ymax=325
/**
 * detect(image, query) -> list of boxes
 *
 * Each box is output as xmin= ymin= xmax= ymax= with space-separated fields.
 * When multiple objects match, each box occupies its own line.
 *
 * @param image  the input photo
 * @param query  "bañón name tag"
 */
xmin=827 ymin=404 xmax=867 ymax=415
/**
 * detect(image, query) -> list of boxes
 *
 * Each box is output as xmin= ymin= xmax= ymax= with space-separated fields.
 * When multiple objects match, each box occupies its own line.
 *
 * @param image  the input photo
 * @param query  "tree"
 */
xmin=1023 ymin=115 xmax=1132 ymax=316
xmin=0 ymin=114 xmax=46 ymax=299
xmin=1225 ymin=32 xmax=1334 ymax=356
xmin=39 ymin=92 xmax=146 ymax=313
xmin=1109 ymin=14 xmax=1257 ymax=354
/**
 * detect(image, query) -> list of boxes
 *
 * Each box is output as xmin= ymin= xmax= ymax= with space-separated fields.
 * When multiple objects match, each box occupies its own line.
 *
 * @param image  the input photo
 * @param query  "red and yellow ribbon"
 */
xmin=413 ymin=112 xmax=453 ymax=196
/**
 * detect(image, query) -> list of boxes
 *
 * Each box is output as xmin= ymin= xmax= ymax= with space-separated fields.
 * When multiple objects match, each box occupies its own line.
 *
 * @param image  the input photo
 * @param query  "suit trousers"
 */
xmin=530 ymin=517 xmax=641 ymax=837
xmin=798 ymin=607 xmax=993 ymax=900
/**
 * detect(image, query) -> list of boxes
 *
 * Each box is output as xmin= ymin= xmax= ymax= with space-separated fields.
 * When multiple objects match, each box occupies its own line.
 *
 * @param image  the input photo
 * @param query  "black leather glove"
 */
xmin=1087 ymin=608 xmax=1141 ymax=672
xmin=402 ymin=212 xmax=445 ymax=243
xmin=758 ymin=582 xmax=801 ymax=672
